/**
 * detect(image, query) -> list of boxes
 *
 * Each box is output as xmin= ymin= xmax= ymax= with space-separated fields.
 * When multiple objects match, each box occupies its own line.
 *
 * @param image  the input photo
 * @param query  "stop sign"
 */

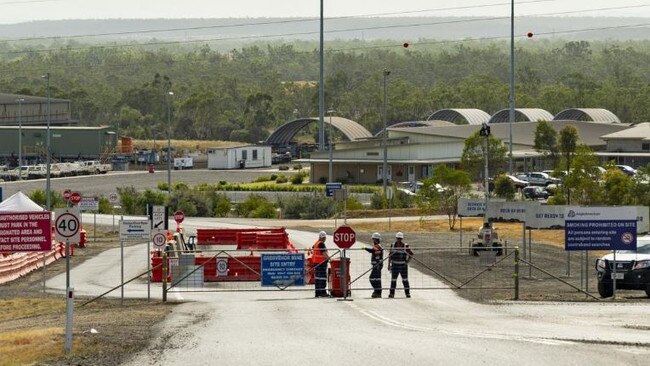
xmin=63 ymin=189 xmax=72 ymax=202
xmin=333 ymin=226 xmax=356 ymax=249
xmin=174 ymin=210 xmax=185 ymax=223
xmin=69 ymin=192 xmax=82 ymax=205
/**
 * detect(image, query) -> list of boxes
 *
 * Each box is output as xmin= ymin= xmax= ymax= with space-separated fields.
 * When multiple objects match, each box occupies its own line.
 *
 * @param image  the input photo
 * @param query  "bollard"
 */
xmin=514 ymin=247 xmax=519 ymax=301
xmin=162 ymin=252 xmax=168 ymax=302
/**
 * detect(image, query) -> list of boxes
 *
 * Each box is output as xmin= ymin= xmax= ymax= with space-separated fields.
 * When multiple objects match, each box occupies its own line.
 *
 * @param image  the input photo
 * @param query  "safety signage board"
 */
xmin=564 ymin=206 xmax=637 ymax=251
xmin=0 ymin=211 xmax=52 ymax=252
xmin=78 ymin=196 xmax=99 ymax=211
xmin=486 ymin=201 xmax=540 ymax=223
xmin=458 ymin=198 xmax=506 ymax=217
xmin=151 ymin=228 xmax=167 ymax=247
xmin=526 ymin=205 xmax=568 ymax=229
xmin=148 ymin=205 xmax=168 ymax=230
xmin=325 ymin=182 xmax=342 ymax=197
xmin=260 ymin=253 xmax=305 ymax=287
xmin=119 ymin=220 xmax=151 ymax=242
xmin=54 ymin=208 xmax=81 ymax=244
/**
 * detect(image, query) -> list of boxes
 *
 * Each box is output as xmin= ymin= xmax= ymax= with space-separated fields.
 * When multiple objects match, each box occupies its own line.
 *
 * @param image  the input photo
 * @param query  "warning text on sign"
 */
xmin=0 ymin=211 xmax=52 ymax=252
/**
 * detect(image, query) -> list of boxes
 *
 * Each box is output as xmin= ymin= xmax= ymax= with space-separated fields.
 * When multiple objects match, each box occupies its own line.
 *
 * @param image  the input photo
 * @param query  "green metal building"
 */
xmin=0 ymin=126 xmax=117 ymax=162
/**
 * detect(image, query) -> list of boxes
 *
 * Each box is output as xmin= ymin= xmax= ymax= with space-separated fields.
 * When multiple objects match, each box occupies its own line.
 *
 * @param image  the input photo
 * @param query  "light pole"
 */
xmin=508 ymin=0 xmax=516 ymax=174
xmin=480 ymin=123 xmax=491 ymax=223
xmin=318 ymin=0 xmax=325 ymax=150
xmin=382 ymin=69 xmax=391 ymax=196
xmin=327 ymin=109 xmax=335 ymax=183
xmin=166 ymin=91 xmax=173 ymax=198
xmin=16 ymin=98 xmax=25 ymax=180
xmin=42 ymin=73 xmax=51 ymax=211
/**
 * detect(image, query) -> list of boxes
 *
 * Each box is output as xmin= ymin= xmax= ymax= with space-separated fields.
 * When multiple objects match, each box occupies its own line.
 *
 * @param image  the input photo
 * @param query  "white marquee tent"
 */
xmin=0 ymin=191 xmax=45 ymax=212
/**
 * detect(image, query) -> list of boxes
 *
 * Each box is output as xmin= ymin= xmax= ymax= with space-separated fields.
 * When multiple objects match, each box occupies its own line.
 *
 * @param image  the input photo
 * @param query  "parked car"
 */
xmin=504 ymin=174 xmax=528 ymax=189
xmin=595 ymin=236 xmax=650 ymax=298
xmin=522 ymin=186 xmax=550 ymax=200
xmin=516 ymin=172 xmax=558 ymax=186
xmin=615 ymin=164 xmax=637 ymax=176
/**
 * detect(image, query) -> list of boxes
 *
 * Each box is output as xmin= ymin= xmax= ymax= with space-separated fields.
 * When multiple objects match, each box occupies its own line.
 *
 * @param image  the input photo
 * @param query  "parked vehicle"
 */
xmin=615 ymin=165 xmax=637 ymax=176
xmin=522 ymin=186 xmax=550 ymax=200
xmin=595 ymin=237 xmax=650 ymax=298
xmin=516 ymin=172 xmax=558 ymax=186
xmin=173 ymin=157 xmax=194 ymax=170
xmin=78 ymin=160 xmax=112 ymax=175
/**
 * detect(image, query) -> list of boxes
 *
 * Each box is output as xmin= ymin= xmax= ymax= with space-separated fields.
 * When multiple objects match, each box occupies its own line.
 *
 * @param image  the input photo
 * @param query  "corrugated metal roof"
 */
xmin=0 ymin=92 xmax=69 ymax=104
xmin=426 ymin=108 xmax=491 ymax=125
xmin=553 ymin=108 xmax=621 ymax=123
xmin=264 ymin=117 xmax=372 ymax=145
xmin=488 ymin=108 xmax=554 ymax=124
xmin=376 ymin=120 xmax=454 ymax=136
xmin=601 ymin=122 xmax=650 ymax=140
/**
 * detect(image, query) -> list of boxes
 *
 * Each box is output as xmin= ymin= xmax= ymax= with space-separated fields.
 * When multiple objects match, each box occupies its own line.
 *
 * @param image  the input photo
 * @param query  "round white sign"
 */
xmin=152 ymin=232 xmax=167 ymax=247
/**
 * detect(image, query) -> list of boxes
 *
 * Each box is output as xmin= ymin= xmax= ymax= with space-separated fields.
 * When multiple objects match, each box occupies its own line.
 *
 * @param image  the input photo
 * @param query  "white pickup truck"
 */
xmin=173 ymin=157 xmax=193 ymax=170
xmin=516 ymin=172 xmax=559 ymax=186
xmin=78 ymin=160 xmax=112 ymax=175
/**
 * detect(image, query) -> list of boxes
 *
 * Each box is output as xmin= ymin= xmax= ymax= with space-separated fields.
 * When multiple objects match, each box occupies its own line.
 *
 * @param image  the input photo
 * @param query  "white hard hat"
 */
xmin=395 ymin=232 xmax=404 ymax=239
xmin=371 ymin=232 xmax=381 ymax=240
xmin=319 ymin=231 xmax=327 ymax=239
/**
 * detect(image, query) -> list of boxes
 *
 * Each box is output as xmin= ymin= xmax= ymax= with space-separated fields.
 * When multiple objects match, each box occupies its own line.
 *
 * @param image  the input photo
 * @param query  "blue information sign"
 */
xmin=325 ymin=182 xmax=342 ymax=197
xmin=564 ymin=207 xmax=637 ymax=251
xmin=261 ymin=253 xmax=305 ymax=287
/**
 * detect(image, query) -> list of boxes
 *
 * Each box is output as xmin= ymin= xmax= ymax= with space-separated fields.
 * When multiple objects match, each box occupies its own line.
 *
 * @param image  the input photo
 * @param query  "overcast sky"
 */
xmin=0 ymin=0 xmax=649 ymax=24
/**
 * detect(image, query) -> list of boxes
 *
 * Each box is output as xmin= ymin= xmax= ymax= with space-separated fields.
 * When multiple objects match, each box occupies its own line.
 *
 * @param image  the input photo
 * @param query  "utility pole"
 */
xmin=382 ymin=69 xmax=390 ymax=196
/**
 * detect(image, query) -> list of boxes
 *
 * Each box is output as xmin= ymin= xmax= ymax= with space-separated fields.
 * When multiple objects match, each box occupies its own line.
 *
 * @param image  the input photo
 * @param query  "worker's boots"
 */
xmin=388 ymin=290 xmax=395 ymax=298
xmin=405 ymin=290 xmax=411 ymax=298
xmin=371 ymin=291 xmax=381 ymax=298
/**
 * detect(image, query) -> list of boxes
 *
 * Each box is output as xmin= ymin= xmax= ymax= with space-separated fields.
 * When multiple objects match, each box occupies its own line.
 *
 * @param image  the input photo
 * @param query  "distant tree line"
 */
xmin=1 ymin=39 xmax=649 ymax=143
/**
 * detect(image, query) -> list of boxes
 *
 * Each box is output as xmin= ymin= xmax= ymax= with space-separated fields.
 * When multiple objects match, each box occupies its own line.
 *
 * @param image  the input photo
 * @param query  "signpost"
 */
xmin=78 ymin=196 xmax=99 ymax=211
xmin=0 ymin=211 xmax=52 ymax=252
xmin=69 ymin=192 xmax=82 ymax=206
xmin=108 ymin=192 xmax=119 ymax=204
xmin=333 ymin=225 xmax=355 ymax=301
xmin=325 ymin=182 xmax=342 ymax=197
xmin=260 ymin=253 xmax=305 ymax=287
xmin=149 ymin=205 xmax=168 ymax=230
xmin=119 ymin=219 xmax=152 ymax=302
xmin=54 ymin=207 xmax=80 ymax=355
xmin=565 ymin=206 xmax=637 ymax=298
xmin=151 ymin=228 xmax=167 ymax=248
xmin=174 ymin=210 xmax=185 ymax=223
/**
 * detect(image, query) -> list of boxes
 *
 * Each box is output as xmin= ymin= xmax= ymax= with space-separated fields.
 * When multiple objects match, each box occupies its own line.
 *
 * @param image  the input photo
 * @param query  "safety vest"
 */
xmin=371 ymin=243 xmax=383 ymax=265
xmin=312 ymin=240 xmax=327 ymax=264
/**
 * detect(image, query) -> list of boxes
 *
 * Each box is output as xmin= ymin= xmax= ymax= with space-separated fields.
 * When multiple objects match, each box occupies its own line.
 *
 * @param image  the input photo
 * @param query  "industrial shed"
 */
xmin=0 ymin=93 xmax=73 ymax=126
xmin=207 ymin=145 xmax=272 ymax=169
xmin=0 ymin=126 xmax=117 ymax=161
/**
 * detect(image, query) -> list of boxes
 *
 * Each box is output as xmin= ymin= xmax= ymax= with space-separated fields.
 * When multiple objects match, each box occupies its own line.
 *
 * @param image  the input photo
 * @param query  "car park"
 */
xmin=595 ymin=236 xmax=650 ymax=298
xmin=522 ymin=186 xmax=549 ymax=200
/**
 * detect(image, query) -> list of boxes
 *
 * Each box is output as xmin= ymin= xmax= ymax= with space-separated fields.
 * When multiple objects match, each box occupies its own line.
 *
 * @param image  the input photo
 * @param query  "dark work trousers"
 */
xmin=369 ymin=265 xmax=382 ymax=294
xmin=314 ymin=261 xmax=328 ymax=297
xmin=389 ymin=264 xmax=410 ymax=296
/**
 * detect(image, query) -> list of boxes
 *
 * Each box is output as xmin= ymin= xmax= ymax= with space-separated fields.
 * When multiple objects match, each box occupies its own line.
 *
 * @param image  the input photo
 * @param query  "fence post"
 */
xmin=514 ymin=247 xmax=519 ymax=301
xmin=162 ymin=252 xmax=168 ymax=303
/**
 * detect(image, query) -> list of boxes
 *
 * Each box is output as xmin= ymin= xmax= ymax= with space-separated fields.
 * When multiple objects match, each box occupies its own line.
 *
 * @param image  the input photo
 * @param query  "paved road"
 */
xmin=46 ymin=215 xmax=650 ymax=366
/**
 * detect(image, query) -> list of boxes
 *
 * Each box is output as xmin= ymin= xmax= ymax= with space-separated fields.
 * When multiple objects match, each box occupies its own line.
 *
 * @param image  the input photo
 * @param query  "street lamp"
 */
xmin=327 ymin=109 xmax=335 ymax=183
xmin=166 ymin=91 xmax=174 ymax=198
xmin=318 ymin=0 xmax=325 ymax=151
xmin=42 ymin=73 xmax=51 ymax=211
xmin=16 ymin=98 xmax=25 ymax=180
xmin=508 ymin=0 xmax=515 ymax=174
xmin=382 ymin=69 xmax=391 ymax=196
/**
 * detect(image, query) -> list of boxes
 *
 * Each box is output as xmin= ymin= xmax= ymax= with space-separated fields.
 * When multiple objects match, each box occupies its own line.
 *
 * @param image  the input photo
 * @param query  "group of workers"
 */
xmin=311 ymin=230 xmax=414 ymax=299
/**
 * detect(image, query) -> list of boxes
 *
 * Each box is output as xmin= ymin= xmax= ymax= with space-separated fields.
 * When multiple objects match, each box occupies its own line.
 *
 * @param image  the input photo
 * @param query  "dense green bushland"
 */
xmin=2 ymin=39 xmax=649 ymax=143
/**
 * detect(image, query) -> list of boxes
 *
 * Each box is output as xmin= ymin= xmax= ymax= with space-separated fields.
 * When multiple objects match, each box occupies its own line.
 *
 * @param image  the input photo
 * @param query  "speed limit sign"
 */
xmin=54 ymin=208 xmax=81 ymax=243
xmin=151 ymin=229 xmax=167 ymax=248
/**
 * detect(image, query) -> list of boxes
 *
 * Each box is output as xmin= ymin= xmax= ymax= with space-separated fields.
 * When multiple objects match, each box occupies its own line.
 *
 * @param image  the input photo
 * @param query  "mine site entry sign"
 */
xmin=333 ymin=225 xmax=356 ymax=249
xmin=564 ymin=207 xmax=637 ymax=251
xmin=261 ymin=253 xmax=305 ymax=287
xmin=0 ymin=211 xmax=52 ymax=252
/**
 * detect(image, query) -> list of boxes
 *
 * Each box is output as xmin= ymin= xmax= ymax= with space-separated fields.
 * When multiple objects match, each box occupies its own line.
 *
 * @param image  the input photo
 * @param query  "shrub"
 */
xmin=292 ymin=163 xmax=302 ymax=170
xmin=173 ymin=181 xmax=189 ymax=191
xmin=213 ymin=193 xmax=232 ymax=217
xmin=494 ymin=175 xmax=515 ymax=200
xmin=276 ymin=175 xmax=288 ymax=184
xmin=98 ymin=197 xmax=113 ymax=214
xmin=318 ymin=176 xmax=328 ymax=184
xmin=290 ymin=173 xmax=304 ymax=185
xmin=270 ymin=174 xmax=278 ymax=181
xmin=157 ymin=182 xmax=169 ymax=191
xmin=279 ymin=165 xmax=290 ymax=171
xmin=117 ymin=186 xmax=139 ymax=214
xmin=218 ymin=181 xmax=227 ymax=186
xmin=338 ymin=196 xmax=364 ymax=211
xmin=279 ymin=194 xmax=335 ymax=219
xmin=29 ymin=189 xmax=65 ymax=209
xmin=236 ymin=194 xmax=276 ymax=218
xmin=254 ymin=175 xmax=271 ymax=183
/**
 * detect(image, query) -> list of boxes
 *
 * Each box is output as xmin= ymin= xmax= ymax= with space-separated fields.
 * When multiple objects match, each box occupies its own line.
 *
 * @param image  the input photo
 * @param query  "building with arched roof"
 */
xmin=264 ymin=117 xmax=372 ymax=146
xmin=426 ymin=108 xmax=491 ymax=125
xmin=554 ymin=108 xmax=621 ymax=123
xmin=488 ymin=108 xmax=554 ymax=124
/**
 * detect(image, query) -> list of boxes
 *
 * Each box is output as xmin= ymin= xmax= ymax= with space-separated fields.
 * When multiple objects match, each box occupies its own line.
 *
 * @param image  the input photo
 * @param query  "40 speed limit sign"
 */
xmin=55 ymin=208 xmax=81 ymax=243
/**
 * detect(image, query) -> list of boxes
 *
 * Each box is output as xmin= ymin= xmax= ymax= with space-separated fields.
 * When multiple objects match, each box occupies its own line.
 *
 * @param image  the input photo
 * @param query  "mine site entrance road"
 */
xmin=46 ymin=215 xmax=650 ymax=366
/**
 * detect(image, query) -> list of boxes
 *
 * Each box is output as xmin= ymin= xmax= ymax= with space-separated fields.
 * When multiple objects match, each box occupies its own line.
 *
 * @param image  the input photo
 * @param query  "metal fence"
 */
xmin=162 ymin=246 xmax=519 ymax=301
